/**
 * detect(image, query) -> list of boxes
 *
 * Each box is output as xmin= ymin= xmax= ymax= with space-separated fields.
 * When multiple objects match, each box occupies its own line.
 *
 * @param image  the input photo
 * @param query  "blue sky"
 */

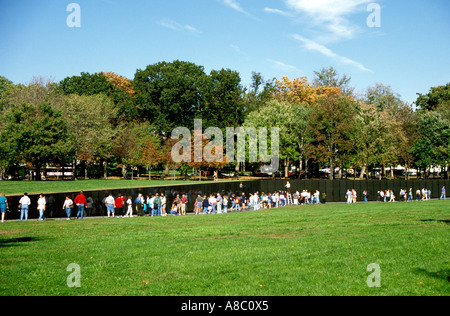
xmin=0 ymin=0 xmax=449 ymax=104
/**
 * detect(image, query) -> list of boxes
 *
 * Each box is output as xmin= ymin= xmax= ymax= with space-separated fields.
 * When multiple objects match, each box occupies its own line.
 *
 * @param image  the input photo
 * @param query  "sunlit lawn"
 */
xmin=0 ymin=200 xmax=448 ymax=296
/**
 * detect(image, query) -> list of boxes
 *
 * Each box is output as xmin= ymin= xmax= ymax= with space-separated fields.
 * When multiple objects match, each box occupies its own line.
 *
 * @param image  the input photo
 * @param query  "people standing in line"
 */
xmin=161 ymin=193 xmax=167 ymax=216
xmin=389 ymin=190 xmax=395 ymax=202
xmin=154 ymin=193 xmax=162 ymax=216
xmin=115 ymin=194 xmax=125 ymax=217
xmin=0 ymin=192 xmax=9 ymax=223
xmin=440 ymin=186 xmax=446 ymax=200
xmin=180 ymin=194 xmax=188 ymax=215
xmin=416 ymin=189 xmax=421 ymax=201
xmin=105 ymin=193 xmax=115 ymax=217
xmin=399 ymin=189 xmax=405 ymax=202
xmin=346 ymin=189 xmax=352 ymax=204
xmin=135 ymin=193 xmax=144 ymax=217
xmin=202 ymin=195 xmax=209 ymax=214
xmin=124 ymin=196 xmax=133 ymax=217
xmin=195 ymin=194 xmax=203 ymax=215
xmin=223 ymin=195 xmax=228 ymax=213
xmin=74 ymin=191 xmax=87 ymax=220
xmin=385 ymin=190 xmax=390 ymax=202
xmin=62 ymin=195 xmax=74 ymax=220
xmin=321 ymin=192 xmax=327 ymax=204
xmin=208 ymin=194 xmax=216 ymax=214
xmin=173 ymin=194 xmax=181 ymax=215
xmin=37 ymin=194 xmax=46 ymax=221
xmin=144 ymin=194 xmax=150 ymax=215
xmin=407 ymin=188 xmax=413 ymax=202
xmin=19 ymin=193 xmax=31 ymax=221
xmin=216 ymin=193 xmax=222 ymax=214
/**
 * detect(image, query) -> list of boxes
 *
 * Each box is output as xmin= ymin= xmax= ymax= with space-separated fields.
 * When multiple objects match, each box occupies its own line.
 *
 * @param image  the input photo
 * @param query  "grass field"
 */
xmin=0 ymin=179 xmax=217 ymax=196
xmin=0 ymin=200 xmax=448 ymax=296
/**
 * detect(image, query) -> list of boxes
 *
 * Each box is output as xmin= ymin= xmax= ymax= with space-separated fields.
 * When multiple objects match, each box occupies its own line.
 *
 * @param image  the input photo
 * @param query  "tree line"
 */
xmin=0 ymin=61 xmax=448 ymax=181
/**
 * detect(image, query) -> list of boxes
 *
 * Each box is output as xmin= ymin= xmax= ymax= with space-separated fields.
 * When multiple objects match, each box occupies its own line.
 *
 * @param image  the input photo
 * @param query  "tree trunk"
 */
xmin=165 ymin=164 xmax=170 ymax=177
xmin=103 ymin=161 xmax=108 ymax=180
xmin=360 ymin=165 xmax=366 ymax=180
xmin=284 ymin=158 xmax=289 ymax=179
xmin=329 ymin=159 xmax=334 ymax=180
xmin=122 ymin=164 xmax=128 ymax=179
xmin=72 ymin=159 xmax=77 ymax=180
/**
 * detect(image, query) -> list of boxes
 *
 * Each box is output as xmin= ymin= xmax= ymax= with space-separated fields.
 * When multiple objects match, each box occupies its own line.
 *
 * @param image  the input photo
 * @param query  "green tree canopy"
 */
xmin=133 ymin=60 xmax=208 ymax=136
xmin=3 ymin=103 xmax=70 ymax=180
xmin=415 ymin=83 xmax=450 ymax=112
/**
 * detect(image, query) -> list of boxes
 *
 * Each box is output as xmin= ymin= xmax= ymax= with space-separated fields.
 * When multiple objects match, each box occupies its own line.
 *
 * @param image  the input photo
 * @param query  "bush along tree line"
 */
xmin=0 ymin=62 xmax=449 ymax=181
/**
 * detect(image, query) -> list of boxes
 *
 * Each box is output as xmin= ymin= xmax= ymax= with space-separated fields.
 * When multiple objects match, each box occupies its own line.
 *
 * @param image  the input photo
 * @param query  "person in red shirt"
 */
xmin=180 ymin=194 xmax=188 ymax=215
xmin=115 ymin=194 xmax=126 ymax=216
xmin=74 ymin=191 xmax=87 ymax=220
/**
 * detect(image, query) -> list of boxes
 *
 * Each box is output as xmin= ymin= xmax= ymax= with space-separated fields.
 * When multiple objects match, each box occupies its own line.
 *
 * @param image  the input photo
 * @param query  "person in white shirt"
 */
xmin=161 ymin=194 xmax=167 ymax=216
xmin=124 ymin=196 xmax=133 ymax=217
xmin=216 ymin=194 xmax=222 ymax=214
xmin=105 ymin=193 xmax=115 ymax=217
xmin=62 ymin=195 xmax=73 ymax=220
xmin=19 ymin=193 xmax=31 ymax=221
xmin=208 ymin=195 xmax=217 ymax=214
xmin=314 ymin=190 xmax=320 ymax=204
xmin=37 ymin=194 xmax=46 ymax=221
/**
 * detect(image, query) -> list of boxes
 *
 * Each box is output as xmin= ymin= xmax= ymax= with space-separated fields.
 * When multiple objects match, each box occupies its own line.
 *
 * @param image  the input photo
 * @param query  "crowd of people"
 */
xmin=0 ymin=185 xmax=446 ymax=223
xmin=374 ymin=186 xmax=446 ymax=202
xmin=192 ymin=189 xmax=326 ymax=215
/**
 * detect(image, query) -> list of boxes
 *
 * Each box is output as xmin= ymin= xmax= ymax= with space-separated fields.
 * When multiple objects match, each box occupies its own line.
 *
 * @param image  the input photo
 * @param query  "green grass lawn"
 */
xmin=0 ymin=201 xmax=448 ymax=296
xmin=0 ymin=179 xmax=217 ymax=196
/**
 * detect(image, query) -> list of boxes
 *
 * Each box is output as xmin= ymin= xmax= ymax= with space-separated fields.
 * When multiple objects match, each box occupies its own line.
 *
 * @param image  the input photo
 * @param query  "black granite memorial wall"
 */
xmin=4 ymin=179 xmax=449 ymax=220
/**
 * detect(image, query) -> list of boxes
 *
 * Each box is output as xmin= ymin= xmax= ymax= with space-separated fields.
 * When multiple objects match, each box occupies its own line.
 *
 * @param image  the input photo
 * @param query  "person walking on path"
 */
xmin=62 ymin=195 xmax=74 ymax=220
xmin=440 ymin=186 xmax=446 ymax=200
xmin=74 ymin=191 xmax=87 ymax=220
xmin=0 ymin=192 xmax=9 ymax=223
xmin=37 ymin=194 xmax=46 ymax=221
xmin=19 ymin=193 xmax=31 ymax=221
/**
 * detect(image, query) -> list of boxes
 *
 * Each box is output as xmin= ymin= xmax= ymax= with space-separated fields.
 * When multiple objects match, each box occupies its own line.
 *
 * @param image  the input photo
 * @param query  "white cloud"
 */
xmin=264 ymin=8 xmax=292 ymax=17
xmin=285 ymin=0 xmax=371 ymax=41
xmin=157 ymin=19 xmax=200 ymax=34
xmin=222 ymin=0 xmax=246 ymax=14
xmin=267 ymin=59 xmax=299 ymax=72
xmin=291 ymin=34 xmax=371 ymax=72
xmin=184 ymin=25 xmax=200 ymax=34
xmin=157 ymin=19 xmax=180 ymax=31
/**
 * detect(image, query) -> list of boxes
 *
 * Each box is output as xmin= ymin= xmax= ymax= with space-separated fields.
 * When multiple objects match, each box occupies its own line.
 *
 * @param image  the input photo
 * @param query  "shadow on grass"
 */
xmin=0 ymin=237 xmax=42 ymax=247
xmin=420 ymin=219 xmax=450 ymax=225
xmin=413 ymin=268 xmax=450 ymax=282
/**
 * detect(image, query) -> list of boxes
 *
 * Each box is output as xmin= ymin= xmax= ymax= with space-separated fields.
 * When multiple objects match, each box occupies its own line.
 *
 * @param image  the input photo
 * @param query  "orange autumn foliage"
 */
xmin=274 ymin=76 xmax=345 ymax=105
xmin=101 ymin=71 xmax=135 ymax=98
